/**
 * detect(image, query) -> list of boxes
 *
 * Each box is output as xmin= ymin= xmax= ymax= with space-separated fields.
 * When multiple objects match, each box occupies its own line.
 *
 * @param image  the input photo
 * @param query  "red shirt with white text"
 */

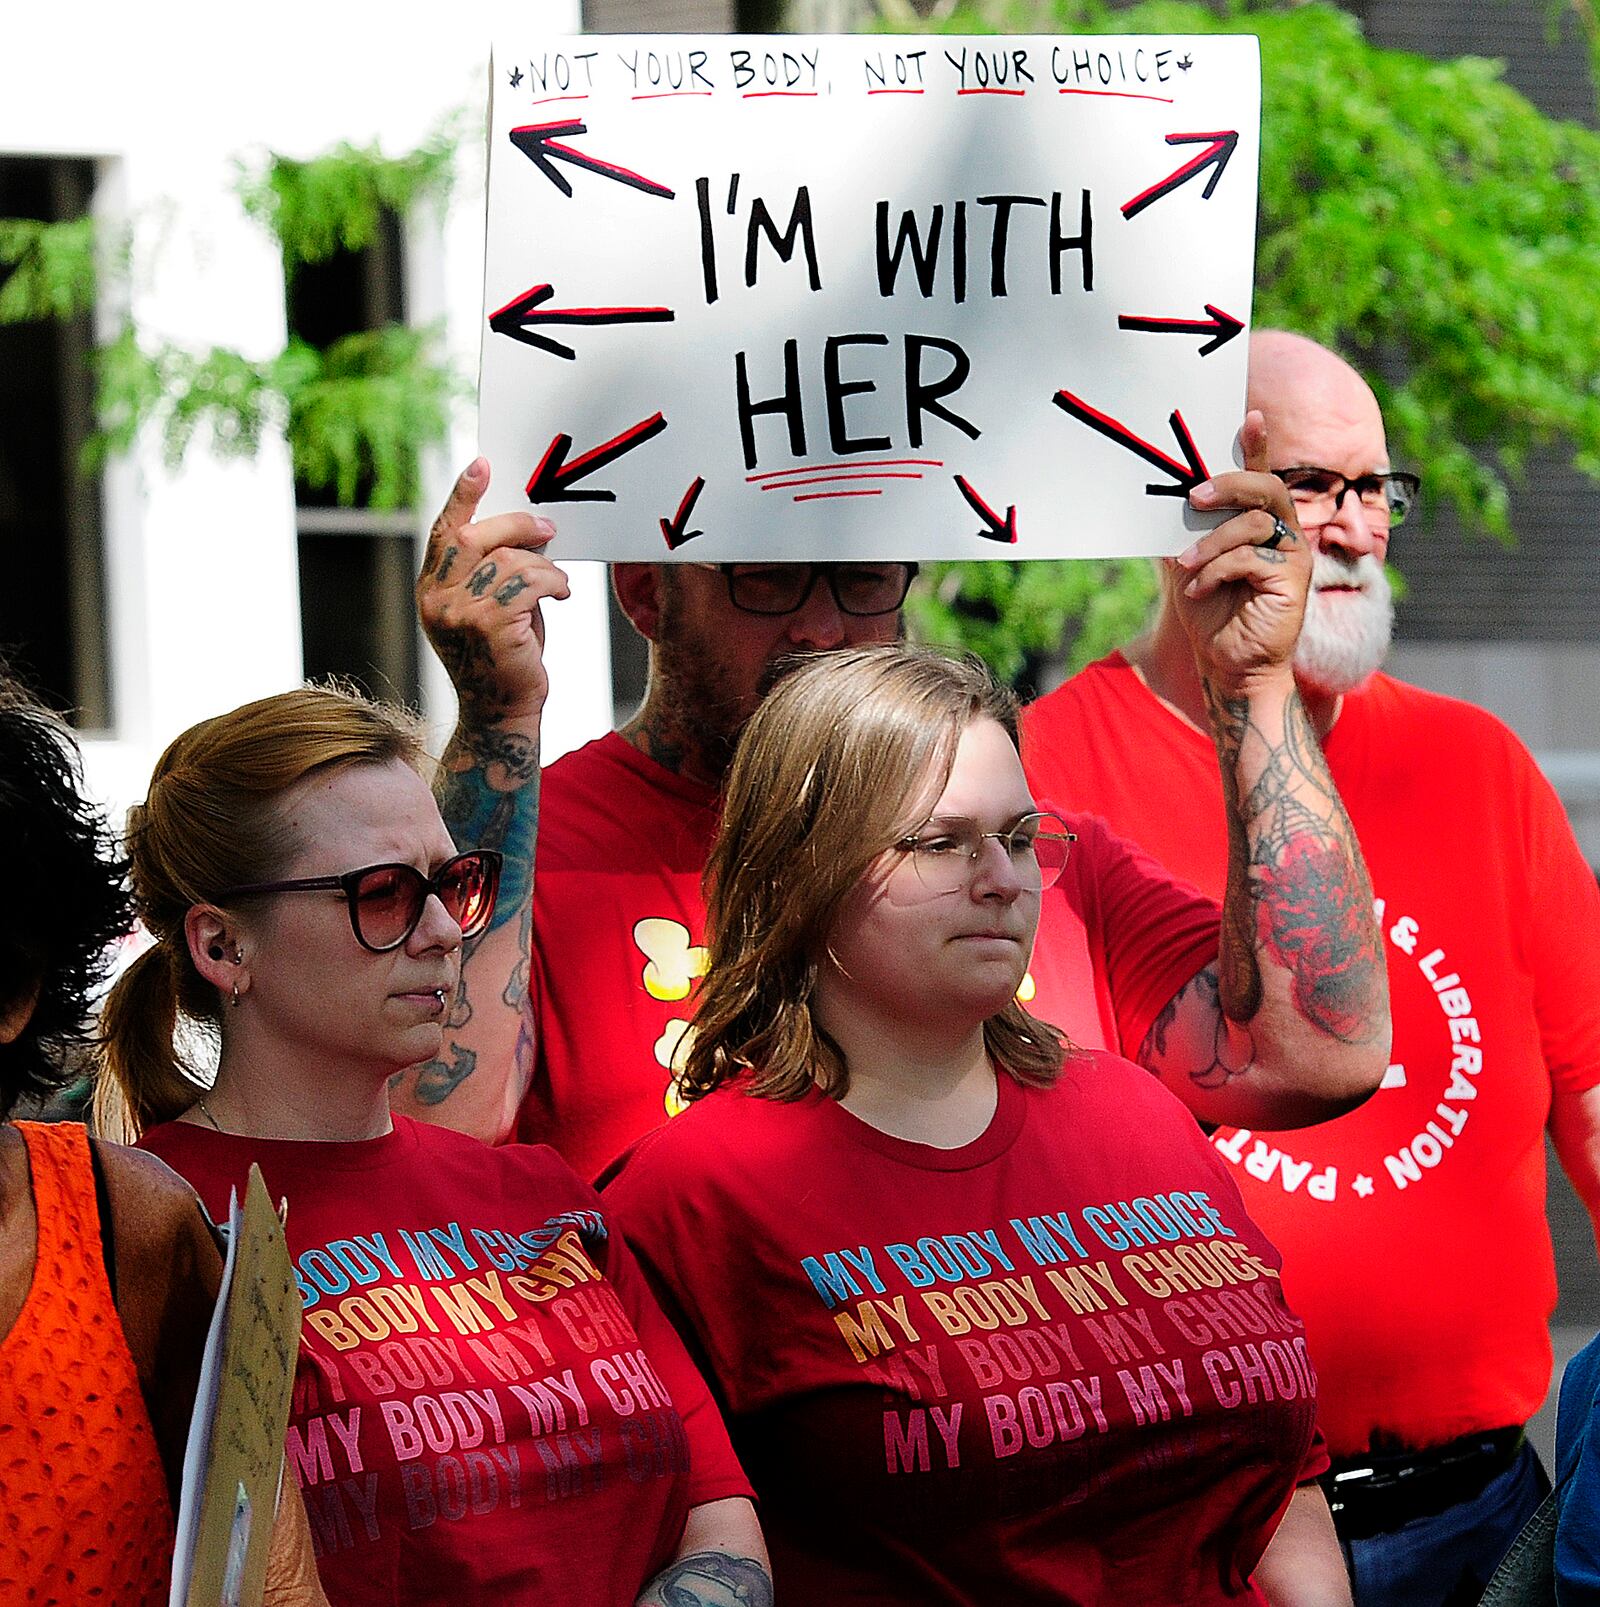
xmin=1024 ymin=658 xmax=1600 ymax=1456
xmin=140 ymin=1115 xmax=749 ymax=1607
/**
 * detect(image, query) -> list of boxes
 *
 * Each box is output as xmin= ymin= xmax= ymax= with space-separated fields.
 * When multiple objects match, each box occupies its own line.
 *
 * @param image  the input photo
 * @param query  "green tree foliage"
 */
xmin=0 ymin=217 xmax=102 ymax=325
xmin=891 ymin=0 xmax=1600 ymax=682
xmin=0 ymin=126 xmax=463 ymax=508
xmin=237 ymin=127 xmax=458 ymax=268
xmin=85 ymin=324 xmax=461 ymax=509
xmin=289 ymin=325 xmax=462 ymax=507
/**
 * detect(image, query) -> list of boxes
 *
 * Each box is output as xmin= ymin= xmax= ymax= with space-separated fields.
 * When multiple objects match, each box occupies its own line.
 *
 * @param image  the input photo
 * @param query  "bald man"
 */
xmin=1024 ymin=330 xmax=1600 ymax=1604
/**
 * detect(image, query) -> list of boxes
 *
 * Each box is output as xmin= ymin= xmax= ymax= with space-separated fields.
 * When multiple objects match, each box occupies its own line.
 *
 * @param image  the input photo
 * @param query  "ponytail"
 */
xmin=94 ymin=944 xmax=210 ymax=1140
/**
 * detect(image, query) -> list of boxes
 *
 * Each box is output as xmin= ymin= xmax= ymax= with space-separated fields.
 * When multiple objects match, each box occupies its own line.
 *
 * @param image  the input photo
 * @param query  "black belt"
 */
xmin=1320 ymin=1427 xmax=1527 ymax=1541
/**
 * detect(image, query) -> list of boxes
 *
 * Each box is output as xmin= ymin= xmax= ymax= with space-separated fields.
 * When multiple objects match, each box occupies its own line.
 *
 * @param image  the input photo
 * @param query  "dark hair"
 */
xmin=0 ymin=672 xmax=132 ymax=1120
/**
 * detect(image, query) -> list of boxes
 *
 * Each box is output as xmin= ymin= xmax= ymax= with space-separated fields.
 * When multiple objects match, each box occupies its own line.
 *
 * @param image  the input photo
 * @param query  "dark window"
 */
xmin=290 ymin=209 xmax=421 ymax=706
xmin=0 ymin=156 xmax=110 ymax=727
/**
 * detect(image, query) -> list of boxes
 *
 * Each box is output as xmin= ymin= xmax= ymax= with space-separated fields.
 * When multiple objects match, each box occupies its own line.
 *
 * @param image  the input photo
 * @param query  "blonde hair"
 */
xmin=679 ymin=644 xmax=1067 ymax=1104
xmin=95 ymin=685 xmax=425 ymax=1138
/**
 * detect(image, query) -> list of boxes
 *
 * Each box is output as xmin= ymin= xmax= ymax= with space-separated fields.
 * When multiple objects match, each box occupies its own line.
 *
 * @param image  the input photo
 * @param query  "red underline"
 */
xmin=766 ymin=472 xmax=924 ymax=491
xmin=795 ymin=489 xmax=884 ymax=502
xmin=957 ymin=87 xmax=1026 ymax=96
xmin=1058 ymin=87 xmax=1175 ymax=103
xmin=632 ymin=91 xmax=713 ymax=100
xmin=868 ymin=88 xmax=925 ymax=95
xmin=744 ymin=90 xmax=819 ymax=98
xmin=761 ymin=469 xmax=925 ymax=488
xmin=748 ymin=457 xmax=944 ymax=484
xmin=529 ymin=94 xmax=589 ymax=105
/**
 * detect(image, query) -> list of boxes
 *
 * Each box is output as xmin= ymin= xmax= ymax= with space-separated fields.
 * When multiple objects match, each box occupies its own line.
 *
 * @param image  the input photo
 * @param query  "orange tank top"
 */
xmin=0 ymin=1122 xmax=176 ymax=1606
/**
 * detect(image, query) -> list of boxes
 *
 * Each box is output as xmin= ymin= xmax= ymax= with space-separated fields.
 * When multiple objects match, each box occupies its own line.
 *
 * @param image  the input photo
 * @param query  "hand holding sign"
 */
xmin=417 ymin=460 xmax=572 ymax=726
xmin=1172 ymin=411 xmax=1310 ymax=699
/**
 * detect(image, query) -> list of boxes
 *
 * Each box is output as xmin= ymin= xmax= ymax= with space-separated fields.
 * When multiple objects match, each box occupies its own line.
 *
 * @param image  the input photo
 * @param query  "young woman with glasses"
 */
xmin=97 ymin=685 xmax=767 ymax=1607
xmin=602 ymin=644 xmax=1341 ymax=1604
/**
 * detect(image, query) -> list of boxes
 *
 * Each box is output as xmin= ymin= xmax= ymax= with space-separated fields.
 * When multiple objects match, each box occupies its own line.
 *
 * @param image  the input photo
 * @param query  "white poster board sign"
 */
xmin=479 ymin=34 xmax=1260 ymax=560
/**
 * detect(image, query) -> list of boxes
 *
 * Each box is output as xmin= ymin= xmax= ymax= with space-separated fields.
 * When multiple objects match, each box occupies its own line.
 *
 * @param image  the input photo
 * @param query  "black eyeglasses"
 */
xmin=700 ymin=562 xmax=917 ymax=617
xmin=217 ymin=850 xmax=502 ymax=953
xmin=1272 ymin=466 xmax=1421 ymax=529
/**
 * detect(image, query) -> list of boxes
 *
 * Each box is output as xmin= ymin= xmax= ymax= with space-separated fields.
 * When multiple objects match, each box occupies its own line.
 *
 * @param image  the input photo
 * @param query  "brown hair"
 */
xmin=95 ymin=685 xmax=425 ymax=1138
xmin=678 ymin=644 xmax=1067 ymax=1104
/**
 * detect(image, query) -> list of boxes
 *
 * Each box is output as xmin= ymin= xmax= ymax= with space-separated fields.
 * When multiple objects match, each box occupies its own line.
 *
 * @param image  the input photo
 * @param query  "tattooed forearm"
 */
xmin=392 ymin=968 xmax=479 ymax=1102
xmin=437 ymin=725 xmax=540 ymax=934
xmin=1141 ymin=964 xmax=1254 ymax=1090
xmin=1201 ymin=680 xmax=1384 ymax=1044
xmin=395 ymin=1042 xmax=479 ymax=1105
xmin=636 ymin=1551 xmax=773 ymax=1607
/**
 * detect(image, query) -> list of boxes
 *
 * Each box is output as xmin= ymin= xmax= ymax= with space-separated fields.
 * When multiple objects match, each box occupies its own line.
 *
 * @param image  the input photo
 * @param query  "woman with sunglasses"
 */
xmin=99 ymin=686 xmax=765 ymax=1607
xmin=602 ymin=645 xmax=1342 ymax=1604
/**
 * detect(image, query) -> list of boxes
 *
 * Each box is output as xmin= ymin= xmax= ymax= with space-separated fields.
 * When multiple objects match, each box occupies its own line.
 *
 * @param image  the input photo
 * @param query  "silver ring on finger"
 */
xmin=1260 ymin=515 xmax=1295 ymax=551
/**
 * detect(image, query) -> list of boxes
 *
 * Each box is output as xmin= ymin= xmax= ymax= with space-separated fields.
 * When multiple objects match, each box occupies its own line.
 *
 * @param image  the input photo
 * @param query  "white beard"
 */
xmin=1293 ymin=552 xmax=1395 ymax=697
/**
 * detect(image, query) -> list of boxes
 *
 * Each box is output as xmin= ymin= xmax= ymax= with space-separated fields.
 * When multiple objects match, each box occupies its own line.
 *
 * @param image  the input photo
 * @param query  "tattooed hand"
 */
xmin=1172 ymin=411 xmax=1311 ymax=698
xmin=417 ymin=458 xmax=571 ymax=725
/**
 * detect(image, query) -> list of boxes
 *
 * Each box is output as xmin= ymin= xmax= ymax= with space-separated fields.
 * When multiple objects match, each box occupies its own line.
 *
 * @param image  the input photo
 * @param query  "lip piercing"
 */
xmin=433 ymin=989 xmax=447 ymax=1007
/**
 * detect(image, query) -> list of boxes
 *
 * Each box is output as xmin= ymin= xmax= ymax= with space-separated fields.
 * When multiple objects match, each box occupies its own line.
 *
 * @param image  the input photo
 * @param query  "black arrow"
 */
xmin=1117 ymin=303 xmax=1244 ymax=357
xmin=660 ymin=477 xmax=706 ymax=549
xmin=953 ymin=475 xmax=1017 ymax=544
xmin=525 ymin=413 xmax=669 ymax=504
xmin=509 ymin=120 xmax=675 ymax=200
xmin=1121 ymin=131 xmax=1239 ymax=220
xmin=1051 ymin=389 xmax=1210 ymax=498
xmin=488 ymin=283 xmax=675 ymax=361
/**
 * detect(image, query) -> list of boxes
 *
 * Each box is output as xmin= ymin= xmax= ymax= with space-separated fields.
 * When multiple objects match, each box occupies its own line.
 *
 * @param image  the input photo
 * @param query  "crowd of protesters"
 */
xmin=3 ymin=328 xmax=1598 ymax=1607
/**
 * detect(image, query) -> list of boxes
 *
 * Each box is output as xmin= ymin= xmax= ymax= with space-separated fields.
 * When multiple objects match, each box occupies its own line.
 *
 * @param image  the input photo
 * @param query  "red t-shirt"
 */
xmin=139 ymin=1115 xmax=749 ymax=1607
xmin=1023 ymin=657 xmax=1600 ymax=1457
xmin=603 ymin=1058 xmax=1327 ymax=1605
xmin=521 ymin=731 xmax=1219 ymax=1178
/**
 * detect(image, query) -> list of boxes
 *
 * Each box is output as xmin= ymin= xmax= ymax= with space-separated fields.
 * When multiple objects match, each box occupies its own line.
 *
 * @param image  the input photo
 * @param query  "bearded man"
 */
xmin=1022 ymin=329 xmax=1600 ymax=1605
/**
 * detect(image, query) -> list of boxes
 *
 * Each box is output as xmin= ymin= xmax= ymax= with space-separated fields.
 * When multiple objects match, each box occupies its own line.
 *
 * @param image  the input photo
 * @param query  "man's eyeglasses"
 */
xmin=895 ymin=813 xmax=1077 ymax=897
xmin=217 ymin=850 xmax=502 ymax=953
xmin=1272 ymin=467 xmax=1421 ymax=529
xmin=699 ymin=562 xmax=917 ymax=617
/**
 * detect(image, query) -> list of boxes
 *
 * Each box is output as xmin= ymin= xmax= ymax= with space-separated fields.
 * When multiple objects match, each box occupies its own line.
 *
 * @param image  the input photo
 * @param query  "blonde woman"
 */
xmin=604 ymin=645 xmax=1346 ymax=1604
xmin=99 ymin=685 xmax=766 ymax=1607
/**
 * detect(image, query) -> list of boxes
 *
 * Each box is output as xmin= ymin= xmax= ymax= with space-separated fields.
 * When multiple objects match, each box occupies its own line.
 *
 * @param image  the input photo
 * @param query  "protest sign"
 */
xmin=479 ymin=34 xmax=1260 ymax=560
xmin=171 ymin=1166 xmax=302 ymax=1607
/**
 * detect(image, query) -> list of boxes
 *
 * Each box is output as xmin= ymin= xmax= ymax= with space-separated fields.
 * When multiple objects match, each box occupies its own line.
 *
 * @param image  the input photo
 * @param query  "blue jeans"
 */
xmin=1342 ymin=1442 xmax=1552 ymax=1607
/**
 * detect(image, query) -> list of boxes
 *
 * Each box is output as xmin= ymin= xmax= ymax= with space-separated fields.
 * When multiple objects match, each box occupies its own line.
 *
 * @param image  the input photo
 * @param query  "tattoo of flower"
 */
xmin=1201 ymin=681 xmax=1385 ymax=1044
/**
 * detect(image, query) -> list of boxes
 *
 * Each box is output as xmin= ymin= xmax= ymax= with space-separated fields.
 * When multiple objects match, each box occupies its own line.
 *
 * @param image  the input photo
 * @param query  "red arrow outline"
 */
xmin=509 ymin=120 xmax=675 ymax=200
xmin=525 ymin=412 xmax=669 ymax=505
xmin=488 ymin=282 xmax=676 ymax=360
xmin=1051 ymin=390 xmax=1210 ymax=498
xmin=1121 ymin=131 xmax=1239 ymax=220
xmin=660 ymin=477 xmax=707 ymax=549
xmin=953 ymin=475 xmax=1018 ymax=544
xmin=1116 ymin=303 xmax=1245 ymax=357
